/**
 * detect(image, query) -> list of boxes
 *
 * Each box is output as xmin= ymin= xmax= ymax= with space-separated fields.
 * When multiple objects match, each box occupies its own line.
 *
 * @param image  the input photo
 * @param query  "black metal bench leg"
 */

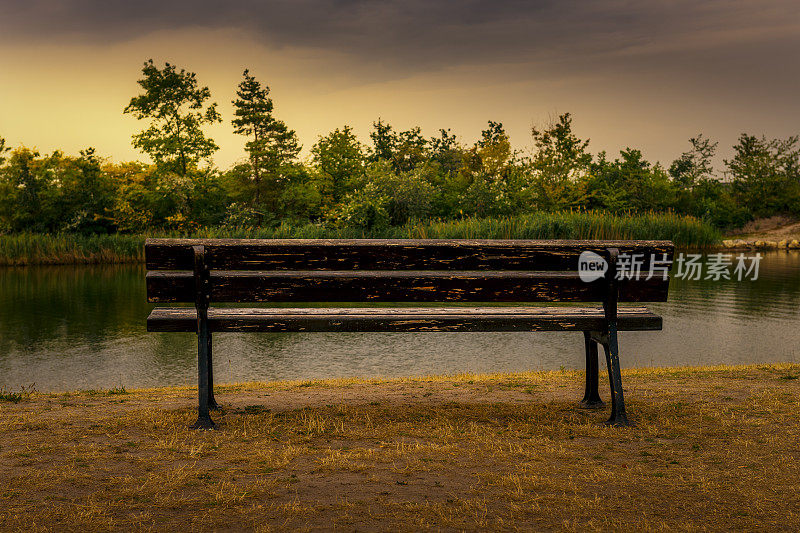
xmin=207 ymin=332 xmax=219 ymax=410
xmin=580 ymin=331 xmax=605 ymax=408
xmin=191 ymin=324 xmax=216 ymax=429
xmin=190 ymin=245 xmax=215 ymax=430
xmin=602 ymin=328 xmax=632 ymax=427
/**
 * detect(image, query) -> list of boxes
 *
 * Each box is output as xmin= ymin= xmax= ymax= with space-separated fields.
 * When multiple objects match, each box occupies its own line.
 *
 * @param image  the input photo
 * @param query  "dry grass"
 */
xmin=1 ymin=364 xmax=799 ymax=531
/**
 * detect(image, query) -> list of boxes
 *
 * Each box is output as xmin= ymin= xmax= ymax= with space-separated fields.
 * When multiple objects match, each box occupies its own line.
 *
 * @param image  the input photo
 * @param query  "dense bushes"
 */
xmin=2 ymin=110 xmax=798 ymax=237
xmin=2 ymin=119 xmax=797 ymax=236
xmin=1 ymin=61 xmax=797 ymax=236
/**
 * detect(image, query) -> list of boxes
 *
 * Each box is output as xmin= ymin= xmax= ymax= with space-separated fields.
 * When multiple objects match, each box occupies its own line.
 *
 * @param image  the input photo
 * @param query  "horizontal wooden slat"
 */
xmin=145 ymin=238 xmax=674 ymax=271
xmin=146 ymin=270 xmax=669 ymax=303
xmin=147 ymin=306 xmax=662 ymax=333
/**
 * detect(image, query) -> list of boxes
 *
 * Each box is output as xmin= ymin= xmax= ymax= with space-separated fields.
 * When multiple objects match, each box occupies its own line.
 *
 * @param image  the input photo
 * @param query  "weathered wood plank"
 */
xmin=147 ymin=306 xmax=663 ymax=332
xmin=145 ymin=238 xmax=674 ymax=271
xmin=146 ymin=270 xmax=670 ymax=303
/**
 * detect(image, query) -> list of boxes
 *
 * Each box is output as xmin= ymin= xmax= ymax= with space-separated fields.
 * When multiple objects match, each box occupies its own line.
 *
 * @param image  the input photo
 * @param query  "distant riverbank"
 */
xmin=720 ymin=216 xmax=800 ymax=250
xmin=0 ymin=212 xmax=721 ymax=265
xmin=2 ymin=364 xmax=799 ymax=530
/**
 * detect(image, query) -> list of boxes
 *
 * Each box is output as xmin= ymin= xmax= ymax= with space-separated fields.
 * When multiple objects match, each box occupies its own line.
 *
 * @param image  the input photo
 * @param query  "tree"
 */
xmin=0 ymin=147 xmax=60 ymax=232
xmin=530 ymin=113 xmax=591 ymax=210
xmin=726 ymin=134 xmax=800 ymax=216
xmin=368 ymin=120 xmax=428 ymax=172
xmin=107 ymin=162 xmax=161 ymax=232
xmin=57 ymin=148 xmax=117 ymax=233
xmin=392 ymin=127 xmax=428 ymax=172
xmin=311 ymin=126 xmax=365 ymax=203
xmin=358 ymin=161 xmax=435 ymax=226
xmin=231 ymin=70 xmax=301 ymax=209
xmin=0 ymin=136 xmax=9 ymax=165
xmin=456 ymin=122 xmax=521 ymax=217
xmin=586 ymin=149 xmax=676 ymax=212
xmin=474 ymin=121 xmax=514 ymax=177
xmin=426 ymin=129 xmax=466 ymax=217
xmin=124 ymin=59 xmax=221 ymax=176
xmin=669 ymin=134 xmax=718 ymax=189
xmin=429 ymin=129 xmax=462 ymax=174
xmin=369 ymin=119 xmax=397 ymax=162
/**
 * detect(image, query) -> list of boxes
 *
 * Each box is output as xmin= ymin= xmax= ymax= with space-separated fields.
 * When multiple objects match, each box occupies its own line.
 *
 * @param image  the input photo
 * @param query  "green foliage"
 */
xmin=585 ymin=149 xmax=675 ymax=213
xmin=456 ymin=121 xmax=524 ymax=217
xmin=402 ymin=212 xmax=721 ymax=246
xmin=530 ymin=113 xmax=592 ymax=210
xmin=0 ymin=136 xmax=9 ymax=165
xmin=0 ymin=148 xmax=116 ymax=233
xmin=0 ymin=212 xmax=721 ymax=265
xmin=669 ymin=134 xmax=717 ymax=189
xmin=0 ymin=232 xmax=144 ymax=265
xmin=369 ymin=119 xmax=396 ymax=162
xmin=369 ymin=120 xmax=429 ymax=172
xmin=429 ymin=128 xmax=463 ymax=176
xmin=0 ymin=384 xmax=35 ymax=403
xmin=329 ymin=161 xmax=436 ymax=227
xmin=726 ymin=134 xmax=800 ymax=217
xmin=187 ymin=171 xmax=230 ymax=228
xmin=124 ymin=59 xmax=221 ymax=176
xmin=231 ymin=70 xmax=301 ymax=214
xmin=1 ymin=63 xmax=798 ymax=242
xmin=311 ymin=125 xmax=365 ymax=203
xmin=327 ymin=182 xmax=391 ymax=230
xmin=58 ymin=148 xmax=117 ymax=234
xmin=0 ymin=147 xmax=48 ymax=231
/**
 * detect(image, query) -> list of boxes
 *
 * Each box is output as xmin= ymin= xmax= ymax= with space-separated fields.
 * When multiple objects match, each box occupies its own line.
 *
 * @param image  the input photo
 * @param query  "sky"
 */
xmin=1 ymin=0 xmax=799 ymax=170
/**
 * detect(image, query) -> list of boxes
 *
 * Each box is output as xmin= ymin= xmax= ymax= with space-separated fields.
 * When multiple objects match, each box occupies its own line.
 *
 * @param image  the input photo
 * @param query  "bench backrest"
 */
xmin=145 ymin=239 xmax=673 ymax=304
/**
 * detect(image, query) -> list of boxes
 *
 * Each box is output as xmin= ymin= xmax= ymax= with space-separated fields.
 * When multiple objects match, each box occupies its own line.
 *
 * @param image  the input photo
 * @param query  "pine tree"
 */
xmin=232 ymin=70 xmax=301 ymax=208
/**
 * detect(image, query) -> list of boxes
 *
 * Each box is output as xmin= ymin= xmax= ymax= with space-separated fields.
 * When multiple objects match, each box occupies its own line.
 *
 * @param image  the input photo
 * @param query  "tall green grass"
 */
xmin=0 ymin=211 xmax=721 ymax=265
xmin=0 ymin=233 xmax=145 ymax=265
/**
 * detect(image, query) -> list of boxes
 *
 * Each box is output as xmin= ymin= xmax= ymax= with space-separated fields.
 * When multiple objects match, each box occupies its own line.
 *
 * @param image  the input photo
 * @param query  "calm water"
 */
xmin=1 ymin=252 xmax=799 ymax=392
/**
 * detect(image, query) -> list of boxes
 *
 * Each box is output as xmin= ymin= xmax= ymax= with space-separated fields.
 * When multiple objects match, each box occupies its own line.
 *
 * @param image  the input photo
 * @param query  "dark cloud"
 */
xmin=3 ymin=0 xmax=798 ymax=73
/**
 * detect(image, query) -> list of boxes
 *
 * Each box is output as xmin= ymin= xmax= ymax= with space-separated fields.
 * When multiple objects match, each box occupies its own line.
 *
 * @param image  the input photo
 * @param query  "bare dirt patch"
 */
xmin=727 ymin=215 xmax=800 ymax=240
xmin=2 ymin=364 xmax=799 ymax=531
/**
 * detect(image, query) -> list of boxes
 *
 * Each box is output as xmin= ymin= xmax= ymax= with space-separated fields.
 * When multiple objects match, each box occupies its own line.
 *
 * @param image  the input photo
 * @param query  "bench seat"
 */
xmin=147 ymin=306 xmax=662 ymax=333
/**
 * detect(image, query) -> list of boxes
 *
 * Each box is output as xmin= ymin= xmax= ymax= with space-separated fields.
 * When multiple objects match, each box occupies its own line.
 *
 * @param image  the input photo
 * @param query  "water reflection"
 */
xmin=0 ymin=252 xmax=798 ymax=391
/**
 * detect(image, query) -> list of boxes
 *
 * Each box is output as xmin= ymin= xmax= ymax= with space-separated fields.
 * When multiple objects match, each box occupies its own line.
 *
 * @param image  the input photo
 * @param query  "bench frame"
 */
xmin=145 ymin=239 xmax=671 ymax=429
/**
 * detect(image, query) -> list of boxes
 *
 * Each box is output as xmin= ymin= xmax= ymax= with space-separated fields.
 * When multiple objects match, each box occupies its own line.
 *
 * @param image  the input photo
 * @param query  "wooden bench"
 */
xmin=145 ymin=238 xmax=673 ymax=429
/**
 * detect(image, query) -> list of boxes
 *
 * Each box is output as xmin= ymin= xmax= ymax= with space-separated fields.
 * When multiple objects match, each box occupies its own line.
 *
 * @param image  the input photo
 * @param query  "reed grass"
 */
xmin=0 ymin=211 xmax=720 ymax=265
xmin=0 ymin=233 xmax=144 ymax=265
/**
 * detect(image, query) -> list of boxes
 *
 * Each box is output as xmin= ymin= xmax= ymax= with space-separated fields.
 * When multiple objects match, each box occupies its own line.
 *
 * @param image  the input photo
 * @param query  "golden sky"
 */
xmin=1 ymin=1 xmax=799 ymax=168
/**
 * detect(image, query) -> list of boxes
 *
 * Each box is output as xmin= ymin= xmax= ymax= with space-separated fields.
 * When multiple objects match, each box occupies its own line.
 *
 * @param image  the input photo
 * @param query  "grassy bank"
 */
xmin=1 ymin=364 xmax=798 ymax=530
xmin=0 ymin=211 xmax=721 ymax=265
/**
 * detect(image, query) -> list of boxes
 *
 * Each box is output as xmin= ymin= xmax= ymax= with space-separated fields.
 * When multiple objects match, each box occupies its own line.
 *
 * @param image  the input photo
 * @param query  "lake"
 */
xmin=1 ymin=252 xmax=799 ymax=392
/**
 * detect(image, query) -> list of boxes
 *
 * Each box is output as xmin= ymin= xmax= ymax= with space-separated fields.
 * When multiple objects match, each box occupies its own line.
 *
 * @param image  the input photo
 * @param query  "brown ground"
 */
xmin=726 ymin=215 xmax=800 ymax=240
xmin=2 ymin=364 xmax=800 ymax=531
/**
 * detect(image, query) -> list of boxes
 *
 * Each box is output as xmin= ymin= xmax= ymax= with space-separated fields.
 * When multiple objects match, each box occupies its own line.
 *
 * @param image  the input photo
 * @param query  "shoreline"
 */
xmin=0 ymin=228 xmax=798 ymax=267
xmin=3 ymin=363 xmax=800 ymax=530
xmin=4 ymin=362 xmax=799 ymax=396
xmin=720 ymin=237 xmax=800 ymax=251
xmin=2 ymin=243 xmax=800 ymax=267
xmin=0 ymin=213 xmax=723 ymax=265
